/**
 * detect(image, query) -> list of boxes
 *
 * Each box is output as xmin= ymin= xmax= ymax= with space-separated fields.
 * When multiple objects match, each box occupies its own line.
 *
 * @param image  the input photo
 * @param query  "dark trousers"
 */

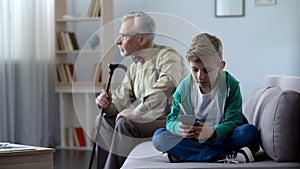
xmin=152 ymin=124 xmax=260 ymax=162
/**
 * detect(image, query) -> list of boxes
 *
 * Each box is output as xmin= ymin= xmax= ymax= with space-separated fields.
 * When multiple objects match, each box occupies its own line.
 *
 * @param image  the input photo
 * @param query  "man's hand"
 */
xmin=116 ymin=108 xmax=137 ymax=121
xmin=95 ymin=89 xmax=112 ymax=108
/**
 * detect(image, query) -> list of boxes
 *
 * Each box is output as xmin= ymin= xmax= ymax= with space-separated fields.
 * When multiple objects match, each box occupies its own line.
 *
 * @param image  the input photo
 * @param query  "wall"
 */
xmin=113 ymin=0 xmax=300 ymax=99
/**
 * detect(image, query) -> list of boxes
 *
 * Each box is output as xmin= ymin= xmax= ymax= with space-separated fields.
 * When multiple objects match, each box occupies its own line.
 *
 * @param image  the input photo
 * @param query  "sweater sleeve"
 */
xmin=166 ymin=82 xmax=182 ymax=136
xmin=107 ymin=67 xmax=137 ymax=116
xmin=213 ymin=78 xmax=244 ymax=140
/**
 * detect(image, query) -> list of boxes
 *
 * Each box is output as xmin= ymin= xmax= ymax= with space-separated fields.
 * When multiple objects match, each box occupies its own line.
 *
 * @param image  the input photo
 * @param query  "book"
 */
xmin=68 ymin=64 xmax=76 ymax=81
xmin=64 ymin=64 xmax=73 ymax=82
xmin=56 ymin=64 xmax=62 ymax=82
xmin=88 ymin=0 xmax=101 ymax=17
xmin=92 ymin=0 xmax=99 ymax=17
xmin=56 ymin=64 xmax=76 ymax=83
xmin=57 ymin=32 xmax=65 ymax=50
xmin=60 ymin=32 xmax=69 ymax=51
xmin=57 ymin=64 xmax=68 ymax=83
xmin=87 ymin=0 xmax=97 ymax=17
xmin=95 ymin=0 xmax=101 ymax=17
xmin=65 ymin=32 xmax=74 ymax=51
xmin=74 ymin=127 xmax=87 ymax=147
xmin=56 ymin=64 xmax=64 ymax=83
xmin=98 ymin=2 xmax=101 ymax=17
xmin=64 ymin=127 xmax=70 ymax=146
xmin=73 ymin=128 xmax=80 ymax=146
xmin=69 ymin=32 xmax=79 ymax=50
xmin=0 ymin=143 xmax=36 ymax=152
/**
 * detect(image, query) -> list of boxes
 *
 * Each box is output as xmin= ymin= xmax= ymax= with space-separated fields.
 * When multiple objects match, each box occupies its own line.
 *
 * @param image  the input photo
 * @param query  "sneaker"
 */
xmin=163 ymin=153 xmax=182 ymax=163
xmin=237 ymin=147 xmax=255 ymax=163
xmin=216 ymin=147 xmax=255 ymax=164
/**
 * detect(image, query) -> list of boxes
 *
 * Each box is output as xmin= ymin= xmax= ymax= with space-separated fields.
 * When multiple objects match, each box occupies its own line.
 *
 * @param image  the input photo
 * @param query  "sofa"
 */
xmin=121 ymin=75 xmax=300 ymax=169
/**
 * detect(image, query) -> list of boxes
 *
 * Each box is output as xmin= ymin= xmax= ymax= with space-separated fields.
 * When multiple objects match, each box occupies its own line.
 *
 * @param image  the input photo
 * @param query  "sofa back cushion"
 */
xmin=244 ymin=87 xmax=300 ymax=162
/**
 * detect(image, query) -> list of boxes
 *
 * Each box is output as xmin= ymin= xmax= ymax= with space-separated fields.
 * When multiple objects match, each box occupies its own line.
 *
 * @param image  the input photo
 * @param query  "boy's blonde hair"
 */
xmin=186 ymin=33 xmax=223 ymax=63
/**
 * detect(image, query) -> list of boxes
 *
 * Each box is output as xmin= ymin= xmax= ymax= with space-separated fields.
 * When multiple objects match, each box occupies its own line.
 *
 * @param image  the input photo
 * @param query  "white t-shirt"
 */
xmin=191 ymin=80 xmax=221 ymax=127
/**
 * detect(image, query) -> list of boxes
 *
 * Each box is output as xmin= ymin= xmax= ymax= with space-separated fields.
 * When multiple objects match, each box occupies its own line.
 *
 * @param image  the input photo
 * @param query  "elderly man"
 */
xmin=95 ymin=11 xmax=189 ymax=169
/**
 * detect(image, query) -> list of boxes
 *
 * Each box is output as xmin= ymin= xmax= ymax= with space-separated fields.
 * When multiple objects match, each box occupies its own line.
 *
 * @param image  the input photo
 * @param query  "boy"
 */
xmin=152 ymin=33 xmax=260 ymax=163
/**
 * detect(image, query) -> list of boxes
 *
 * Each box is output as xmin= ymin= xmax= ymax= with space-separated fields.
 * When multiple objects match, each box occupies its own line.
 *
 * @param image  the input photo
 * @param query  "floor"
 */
xmin=54 ymin=149 xmax=97 ymax=169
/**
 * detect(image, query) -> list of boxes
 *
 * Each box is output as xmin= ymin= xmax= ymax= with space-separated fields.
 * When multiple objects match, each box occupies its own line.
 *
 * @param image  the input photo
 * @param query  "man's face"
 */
xmin=190 ymin=58 xmax=223 ymax=93
xmin=116 ymin=19 xmax=140 ymax=57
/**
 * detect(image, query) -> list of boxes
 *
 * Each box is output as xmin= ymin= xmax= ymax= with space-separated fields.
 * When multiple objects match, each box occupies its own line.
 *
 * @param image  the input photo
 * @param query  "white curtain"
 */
xmin=0 ymin=0 xmax=58 ymax=147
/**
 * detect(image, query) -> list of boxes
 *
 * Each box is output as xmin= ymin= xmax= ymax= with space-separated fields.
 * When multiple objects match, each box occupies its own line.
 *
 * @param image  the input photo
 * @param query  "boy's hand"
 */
xmin=179 ymin=121 xmax=215 ymax=142
xmin=193 ymin=121 xmax=215 ymax=142
xmin=179 ymin=123 xmax=195 ymax=138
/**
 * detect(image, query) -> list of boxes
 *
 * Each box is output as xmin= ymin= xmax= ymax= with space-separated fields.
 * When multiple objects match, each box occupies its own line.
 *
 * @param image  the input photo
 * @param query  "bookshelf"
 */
xmin=54 ymin=0 xmax=113 ymax=150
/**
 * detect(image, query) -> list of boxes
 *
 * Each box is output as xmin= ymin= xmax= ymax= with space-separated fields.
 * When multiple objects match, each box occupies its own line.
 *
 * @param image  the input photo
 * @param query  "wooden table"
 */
xmin=0 ymin=146 xmax=55 ymax=169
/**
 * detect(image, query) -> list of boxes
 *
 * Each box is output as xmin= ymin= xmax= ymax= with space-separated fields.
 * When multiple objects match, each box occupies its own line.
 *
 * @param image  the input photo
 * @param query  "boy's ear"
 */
xmin=220 ymin=61 xmax=226 ymax=70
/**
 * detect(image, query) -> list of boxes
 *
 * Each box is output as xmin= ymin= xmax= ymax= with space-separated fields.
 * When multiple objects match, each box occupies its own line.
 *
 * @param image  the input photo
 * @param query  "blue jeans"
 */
xmin=152 ymin=124 xmax=260 ymax=162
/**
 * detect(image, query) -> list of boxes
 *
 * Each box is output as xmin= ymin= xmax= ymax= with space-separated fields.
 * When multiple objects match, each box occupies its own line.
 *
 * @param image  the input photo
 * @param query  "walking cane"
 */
xmin=88 ymin=63 xmax=127 ymax=169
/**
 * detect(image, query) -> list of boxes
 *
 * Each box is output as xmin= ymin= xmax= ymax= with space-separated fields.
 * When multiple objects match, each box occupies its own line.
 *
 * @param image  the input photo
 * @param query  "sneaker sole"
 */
xmin=163 ymin=153 xmax=171 ymax=163
xmin=163 ymin=153 xmax=182 ymax=163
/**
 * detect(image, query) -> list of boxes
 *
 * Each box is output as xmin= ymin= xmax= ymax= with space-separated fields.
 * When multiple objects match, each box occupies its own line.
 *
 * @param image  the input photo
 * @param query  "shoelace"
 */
xmin=216 ymin=152 xmax=239 ymax=164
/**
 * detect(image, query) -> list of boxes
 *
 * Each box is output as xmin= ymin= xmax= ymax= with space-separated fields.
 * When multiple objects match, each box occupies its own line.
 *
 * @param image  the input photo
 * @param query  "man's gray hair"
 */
xmin=122 ymin=11 xmax=156 ymax=41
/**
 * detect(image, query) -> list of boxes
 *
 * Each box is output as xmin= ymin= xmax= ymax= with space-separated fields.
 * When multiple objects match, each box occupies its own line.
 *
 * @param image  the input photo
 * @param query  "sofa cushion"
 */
xmin=244 ymin=87 xmax=300 ymax=162
xmin=243 ymin=87 xmax=269 ymax=124
xmin=122 ymin=141 xmax=300 ymax=169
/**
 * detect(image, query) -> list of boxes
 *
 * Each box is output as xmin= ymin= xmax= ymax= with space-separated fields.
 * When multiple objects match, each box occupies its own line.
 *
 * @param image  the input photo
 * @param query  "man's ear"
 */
xmin=138 ymin=35 xmax=148 ymax=46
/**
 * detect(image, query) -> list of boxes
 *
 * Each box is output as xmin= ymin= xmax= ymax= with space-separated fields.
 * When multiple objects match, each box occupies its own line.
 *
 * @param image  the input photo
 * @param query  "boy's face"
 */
xmin=190 ymin=58 xmax=225 ymax=94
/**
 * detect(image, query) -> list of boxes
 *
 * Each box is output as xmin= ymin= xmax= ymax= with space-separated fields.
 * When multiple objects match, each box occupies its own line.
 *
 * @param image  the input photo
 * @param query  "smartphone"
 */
xmin=178 ymin=115 xmax=205 ymax=126
xmin=178 ymin=115 xmax=196 ymax=125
